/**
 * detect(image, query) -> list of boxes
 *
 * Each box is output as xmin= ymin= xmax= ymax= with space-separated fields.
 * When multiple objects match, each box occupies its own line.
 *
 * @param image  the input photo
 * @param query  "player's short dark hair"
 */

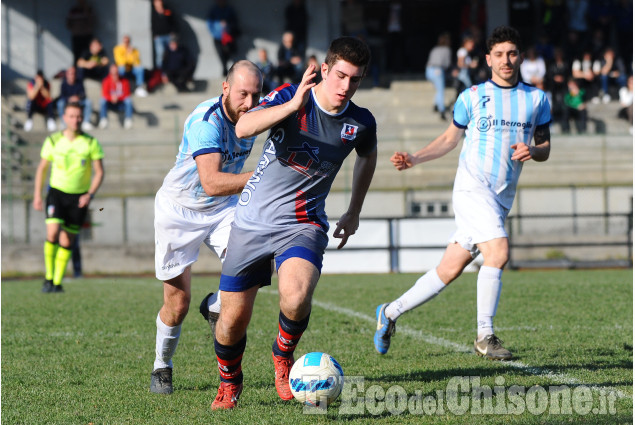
xmin=64 ymin=101 xmax=83 ymax=114
xmin=324 ymin=36 xmax=371 ymax=75
xmin=486 ymin=26 xmax=523 ymax=53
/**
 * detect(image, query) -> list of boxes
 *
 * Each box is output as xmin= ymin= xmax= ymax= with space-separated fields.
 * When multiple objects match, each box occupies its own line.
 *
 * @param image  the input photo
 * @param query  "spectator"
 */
xmin=76 ymin=38 xmax=109 ymax=81
xmin=255 ymin=47 xmax=276 ymax=94
xmin=66 ymin=0 xmax=96 ymax=64
xmin=207 ymin=0 xmax=240 ymax=77
xmin=99 ymin=63 xmax=133 ymax=129
xmin=162 ymin=34 xmax=196 ymax=92
xmin=425 ymin=32 xmax=452 ymax=121
xmin=151 ymin=0 xmax=177 ymax=70
xmin=520 ymin=46 xmax=546 ymax=90
xmin=546 ymin=47 xmax=570 ymax=124
xmin=284 ymin=0 xmax=308 ymax=56
xmin=597 ymin=47 xmax=627 ymax=103
xmin=618 ymin=75 xmax=633 ymax=131
xmin=113 ymin=34 xmax=148 ymax=97
xmin=276 ymin=31 xmax=303 ymax=84
xmin=306 ymin=54 xmax=322 ymax=84
xmin=24 ymin=70 xmax=56 ymax=132
xmin=562 ymin=78 xmax=588 ymax=134
xmin=454 ymin=34 xmax=478 ymax=94
xmin=572 ymin=50 xmax=600 ymax=103
xmin=57 ymin=66 xmax=94 ymax=131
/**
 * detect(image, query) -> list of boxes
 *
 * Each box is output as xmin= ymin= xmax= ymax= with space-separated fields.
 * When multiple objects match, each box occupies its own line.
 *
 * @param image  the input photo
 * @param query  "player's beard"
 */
xmin=223 ymin=95 xmax=245 ymax=124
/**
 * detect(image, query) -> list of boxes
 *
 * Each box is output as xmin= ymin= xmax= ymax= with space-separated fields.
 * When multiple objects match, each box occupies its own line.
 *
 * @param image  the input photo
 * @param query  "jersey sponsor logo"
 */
xmin=341 ymin=123 xmax=358 ymax=143
xmin=280 ymin=142 xmax=320 ymax=178
xmin=239 ymin=140 xmax=276 ymax=206
xmin=221 ymin=148 xmax=252 ymax=163
xmin=476 ymin=115 xmax=533 ymax=133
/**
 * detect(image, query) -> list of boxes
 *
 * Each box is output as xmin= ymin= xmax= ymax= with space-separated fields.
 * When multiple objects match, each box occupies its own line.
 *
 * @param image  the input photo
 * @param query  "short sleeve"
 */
xmin=452 ymin=90 xmax=471 ymax=129
xmin=188 ymin=120 xmax=222 ymax=158
xmin=40 ymin=137 xmax=54 ymax=161
xmin=536 ymin=92 xmax=552 ymax=126
xmin=89 ymin=138 xmax=105 ymax=160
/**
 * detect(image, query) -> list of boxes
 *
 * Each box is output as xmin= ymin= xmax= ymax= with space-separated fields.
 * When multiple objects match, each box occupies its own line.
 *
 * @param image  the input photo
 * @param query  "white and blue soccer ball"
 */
xmin=289 ymin=352 xmax=344 ymax=407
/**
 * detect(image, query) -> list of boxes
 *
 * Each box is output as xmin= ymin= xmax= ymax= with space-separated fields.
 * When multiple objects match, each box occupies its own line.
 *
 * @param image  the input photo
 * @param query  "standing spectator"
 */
xmin=76 ymin=38 xmax=109 ymax=81
xmin=207 ymin=0 xmax=240 ymax=77
xmin=597 ymin=47 xmax=627 ymax=103
xmin=276 ymin=31 xmax=304 ymax=84
xmin=618 ymin=75 xmax=633 ymax=132
xmin=151 ymin=0 xmax=177 ymax=70
xmin=562 ymin=78 xmax=588 ymax=133
xmin=113 ymin=34 xmax=149 ymax=97
xmin=99 ymin=64 xmax=133 ymax=129
xmin=546 ymin=47 xmax=570 ymax=125
xmin=255 ymin=48 xmax=275 ymax=94
xmin=284 ymin=0 xmax=308 ymax=56
xmin=161 ymin=34 xmax=196 ymax=92
xmin=572 ymin=50 xmax=600 ymax=103
xmin=32 ymin=102 xmax=104 ymax=293
xmin=24 ymin=70 xmax=56 ymax=132
xmin=66 ymin=0 xmax=96 ymax=64
xmin=57 ymin=66 xmax=94 ymax=131
xmin=425 ymin=32 xmax=452 ymax=121
xmin=454 ymin=34 xmax=478 ymax=94
xmin=520 ymin=47 xmax=546 ymax=90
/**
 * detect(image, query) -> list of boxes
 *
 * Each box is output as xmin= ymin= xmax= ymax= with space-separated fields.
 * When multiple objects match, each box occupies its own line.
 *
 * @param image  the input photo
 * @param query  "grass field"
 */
xmin=2 ymin=269 xmax=632 ymax=424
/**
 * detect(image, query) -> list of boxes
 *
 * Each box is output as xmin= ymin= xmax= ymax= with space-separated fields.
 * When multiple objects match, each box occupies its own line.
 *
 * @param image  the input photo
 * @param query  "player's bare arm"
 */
xmin=511 ymin=124 xmax=551 ymax=162
xmin=32 ymin=158 xmax=50 ymax=211
xmin=333 ymin=150 xmax=377 ymax=249
xmin=195 ymin=152 xmax=252 ymax=196
xmin=79 ymin=159 xmax=105 ymax=208
xmin=235 ymin=64 xmax=317 ymax=138
xmin=391 ymin=123 xmax=465 ymax=171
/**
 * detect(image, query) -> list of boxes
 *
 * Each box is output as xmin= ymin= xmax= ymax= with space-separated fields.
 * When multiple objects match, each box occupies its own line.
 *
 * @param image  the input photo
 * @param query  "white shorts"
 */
xmin=449 ymin=188 xmax=509 ymax=257
xmin=154 ymin=188 xmax=236 ymax=281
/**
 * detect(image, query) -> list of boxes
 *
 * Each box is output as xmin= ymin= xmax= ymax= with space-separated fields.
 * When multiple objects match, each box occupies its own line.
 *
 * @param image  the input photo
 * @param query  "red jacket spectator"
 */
xmin=102 ymin=70 xmax=131 ymax=103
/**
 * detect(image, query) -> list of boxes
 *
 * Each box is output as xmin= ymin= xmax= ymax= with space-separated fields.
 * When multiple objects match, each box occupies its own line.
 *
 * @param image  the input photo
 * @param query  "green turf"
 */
xmin=2 ymin=270 xmax=632 ymax=424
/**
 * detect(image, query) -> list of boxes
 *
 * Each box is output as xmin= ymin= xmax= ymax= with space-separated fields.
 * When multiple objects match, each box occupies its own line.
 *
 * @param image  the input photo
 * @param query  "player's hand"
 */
xmin=390 ymin=151 xmax=414 ymax=170
xmin=511 ymin=143 xmax=533 ymax=162
xmin=290 ymin=64 xmax=317 ymax=111
xmin=32 ymin=198 xmax=43 ymax=211
xmin=78 ymin=193 xmax=91 ymax=208
xmin=333 ymin=212 xmax=359 ymax=250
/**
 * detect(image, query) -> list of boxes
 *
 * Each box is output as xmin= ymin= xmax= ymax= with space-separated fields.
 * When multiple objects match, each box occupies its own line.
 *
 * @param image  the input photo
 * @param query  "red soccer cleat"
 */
xmin=272 ymin=353 xmax=295 ymax=401
xmin=211 ymin=381 xmax=243 ymax=410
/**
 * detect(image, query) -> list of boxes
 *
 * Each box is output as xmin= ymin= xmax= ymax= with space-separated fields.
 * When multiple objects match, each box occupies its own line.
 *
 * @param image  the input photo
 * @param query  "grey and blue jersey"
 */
xmin=159 ymin=96 xmax=257 ymax=212
xmin=234 ymin=83 xmax=377 ymax=232
xmin=452 ymin=80 xmax=551 ymax=209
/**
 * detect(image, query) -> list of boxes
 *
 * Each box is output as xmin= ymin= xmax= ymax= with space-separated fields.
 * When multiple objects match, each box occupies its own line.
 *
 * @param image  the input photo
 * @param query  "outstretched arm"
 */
xmin=390 ymin=123 xmax=465 ymax=170
xmin=235 ymin=64 xmax=316 ymax=138
xmin=332 ymin=150 xmax=377 ymax=249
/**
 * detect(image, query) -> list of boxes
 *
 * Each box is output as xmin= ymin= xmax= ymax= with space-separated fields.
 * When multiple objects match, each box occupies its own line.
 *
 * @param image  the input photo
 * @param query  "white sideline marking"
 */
xmin=260 ymin=289 xmax=629 ymax=400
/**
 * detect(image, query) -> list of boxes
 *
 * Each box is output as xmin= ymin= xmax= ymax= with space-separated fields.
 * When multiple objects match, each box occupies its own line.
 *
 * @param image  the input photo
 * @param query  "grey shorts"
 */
xmin=219 ymin=223 xmax=329 ymax=292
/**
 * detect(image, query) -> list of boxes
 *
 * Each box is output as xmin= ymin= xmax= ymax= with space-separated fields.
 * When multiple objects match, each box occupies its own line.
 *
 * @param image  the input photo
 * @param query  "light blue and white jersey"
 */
xmin=159 ymin=96 xmax=257 ymax=212
xmin=452 ymin=80 xmax=551 ymax=209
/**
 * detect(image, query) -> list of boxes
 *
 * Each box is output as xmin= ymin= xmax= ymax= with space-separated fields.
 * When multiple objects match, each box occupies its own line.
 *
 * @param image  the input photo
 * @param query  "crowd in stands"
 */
xmin=21 ymin=0 xmax=633 ymax=134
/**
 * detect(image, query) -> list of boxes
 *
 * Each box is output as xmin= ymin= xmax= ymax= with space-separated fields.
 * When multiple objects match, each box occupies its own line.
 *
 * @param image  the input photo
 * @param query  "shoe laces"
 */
xmin=487 ymin=335 xmax=504 ymax=348
xmin=274 ymin=356 xmax=293 ymax=380
xmin=154 ymin=369 xmax=171 ymax=385
xmin=384 ymin=319 xmax=396 ymax=339
xmin=216 ymin=382 xmax=241 ymax=402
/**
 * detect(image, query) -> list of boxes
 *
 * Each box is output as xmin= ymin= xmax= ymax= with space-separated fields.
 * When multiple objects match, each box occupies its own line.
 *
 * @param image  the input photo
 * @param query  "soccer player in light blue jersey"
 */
xmin=375 ymin=26 xmax=551 ymax=361
xmin=150 ymin=61 xmax=262 ymax=394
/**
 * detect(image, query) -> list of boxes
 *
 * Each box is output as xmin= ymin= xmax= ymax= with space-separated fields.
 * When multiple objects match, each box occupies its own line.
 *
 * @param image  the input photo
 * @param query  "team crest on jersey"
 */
xmin=47 ymin=204 xmax=55 ymax=217
xmin=341 ymin=123 xmax=358 ymax=143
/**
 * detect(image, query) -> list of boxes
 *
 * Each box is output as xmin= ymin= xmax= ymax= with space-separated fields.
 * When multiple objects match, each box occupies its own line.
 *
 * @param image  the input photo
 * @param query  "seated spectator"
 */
xmin=161 ymin=34 xmax=195 ymax=92
xmin=255 ymin=48 xmax=276 ymax=94
xmin=25 ymin=70 xmax=56 ymax=132
xmin=562 ymin=78 xmax=588 ymax=134
xmin=276 ymin=31 xmax=303 ymax=84
xmin=618 ymin=75 xmax=633 ymax=132
xmin=520 ymin=47 xmax=546 ymax=90
xmin=99 ymin=64 xmax=133 ymax=129
xmin=113 ymin=34 xmax=148 ymax=97
xmin=57 ymin=66 xmax=94 ymax=131
xmin=597 ymin=47 xmax=627 ymax=104
xmin=572 ymin=50 xmax=600 ymax=103
xmin=77 ymin=38 xmax=109 ymax=81
xmin=207 ymin=0 xmax=240 ymax=77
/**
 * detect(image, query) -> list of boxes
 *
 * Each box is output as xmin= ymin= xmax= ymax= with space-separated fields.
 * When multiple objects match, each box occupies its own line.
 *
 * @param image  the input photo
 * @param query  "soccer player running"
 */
xmin=374 ymin=26 xmax=551 ymax=360
xmin=209 ymin=36 xmax=377 ymax=410
xmin=33 ymin=102 xmax=105 ymax=293
xmin=150 ymin=61 xmax=263 ymax=394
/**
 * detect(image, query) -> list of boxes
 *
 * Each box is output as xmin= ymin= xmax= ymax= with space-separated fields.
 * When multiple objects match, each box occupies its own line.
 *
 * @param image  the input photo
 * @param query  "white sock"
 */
xmin=207 ymin=291 xmax=221 ymax=314
xmin=476 ymin=266 xmax=503 ymax=340
xmin=154 ymin=313 xmax=181 ymax=370
xmin=384 ymin=268 xmax=447 ymax=321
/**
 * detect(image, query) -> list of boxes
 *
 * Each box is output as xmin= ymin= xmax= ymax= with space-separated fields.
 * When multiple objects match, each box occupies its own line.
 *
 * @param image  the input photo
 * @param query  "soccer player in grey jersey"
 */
xmin=208 ymin=36 xmax=377 ymax=410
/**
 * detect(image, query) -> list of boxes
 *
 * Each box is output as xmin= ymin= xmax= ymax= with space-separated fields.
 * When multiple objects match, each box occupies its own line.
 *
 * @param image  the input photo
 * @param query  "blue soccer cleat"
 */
xmin=374 ymin=303 xmax=396 ymax=355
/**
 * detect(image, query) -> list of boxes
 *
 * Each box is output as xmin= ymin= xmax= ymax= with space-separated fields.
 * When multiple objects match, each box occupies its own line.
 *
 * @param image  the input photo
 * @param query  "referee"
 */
xmin=33 ymin=102 xmax=104 ymax=292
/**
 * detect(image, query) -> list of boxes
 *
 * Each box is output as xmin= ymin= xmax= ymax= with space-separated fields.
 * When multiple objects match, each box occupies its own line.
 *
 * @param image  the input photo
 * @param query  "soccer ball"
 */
xmin=288 ymin=352 xmax=344 ymax=407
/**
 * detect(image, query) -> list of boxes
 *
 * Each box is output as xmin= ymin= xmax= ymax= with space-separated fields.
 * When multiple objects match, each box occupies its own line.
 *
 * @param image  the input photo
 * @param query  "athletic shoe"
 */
xmin=199 ymin=292 xmax=220 ymax=337
xmin=98 ymin=118 xmax=108 ymax=129
xmin=211 ymin=382 xmax=243 ymax=410
xmin=81 ymin=121 xmax=94 ymax=131
xmin=123 ymin=118 xmax=133 ymax=129
xmin=374 ymin=303 xmax=396 ymax=355
xmin=51 ymin=284 xmax=64 ymax=293
xmin=24 ymin=119 xmax=33 ymax=132
xmin=474 ymin=334 xmax=512 ymax=360
xmin=150 ymin=367 xmax=173 ymax=394
xmin=602 ymin=94 xmax=611 ymax=104
xmin=135 ymin=86 xmax=148 ymax=97
xmin=46 ymin=118 xmax=57 ymax=132
xmin=41 ymin=279 xmax=53 ymax=293
xmin=272 ymin=353 xmax=294 ymax=400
